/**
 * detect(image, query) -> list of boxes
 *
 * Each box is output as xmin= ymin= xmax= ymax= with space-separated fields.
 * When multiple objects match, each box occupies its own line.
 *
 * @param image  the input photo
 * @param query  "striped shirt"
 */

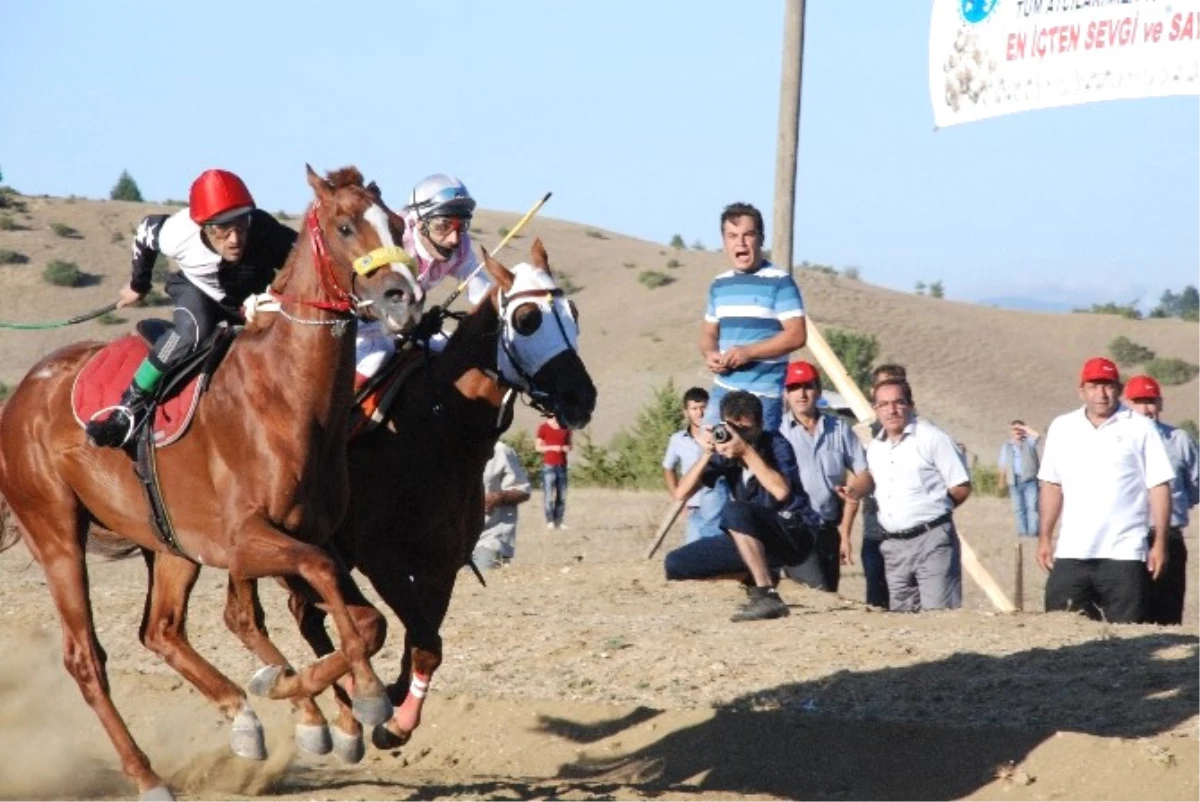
xmin=704 ymin=261 xmax=805 ymax=397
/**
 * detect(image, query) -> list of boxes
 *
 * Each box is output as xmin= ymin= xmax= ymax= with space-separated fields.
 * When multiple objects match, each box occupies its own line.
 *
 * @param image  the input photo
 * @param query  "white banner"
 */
xmin=930 ymin=0 xmax=1200 ymax=127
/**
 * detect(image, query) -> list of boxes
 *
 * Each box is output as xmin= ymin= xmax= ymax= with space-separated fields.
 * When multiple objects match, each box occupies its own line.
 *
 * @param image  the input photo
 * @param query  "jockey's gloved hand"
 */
xmin=410 ymin=305 xmax=445 ymax=343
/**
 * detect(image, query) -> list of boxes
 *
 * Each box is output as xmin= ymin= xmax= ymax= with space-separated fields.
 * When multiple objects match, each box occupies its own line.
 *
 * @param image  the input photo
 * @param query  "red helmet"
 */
xmin=189 ymin=169 xmax=255 ymax=225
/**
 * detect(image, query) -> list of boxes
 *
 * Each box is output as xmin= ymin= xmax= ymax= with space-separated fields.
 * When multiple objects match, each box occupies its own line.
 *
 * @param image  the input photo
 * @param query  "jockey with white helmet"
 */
xmin=356 ymin=174 xmax=491 ymax=382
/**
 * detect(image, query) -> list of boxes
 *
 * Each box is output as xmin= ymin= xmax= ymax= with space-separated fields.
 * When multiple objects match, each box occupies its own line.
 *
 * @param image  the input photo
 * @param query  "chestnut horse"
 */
xmin=220 ymin=239 xmax=597 ymax=760
xmin=0 ymin=166 xmax=423 ymax=800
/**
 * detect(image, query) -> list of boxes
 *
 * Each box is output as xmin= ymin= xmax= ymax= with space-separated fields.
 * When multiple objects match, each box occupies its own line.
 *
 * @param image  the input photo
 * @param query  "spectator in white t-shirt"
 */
xmin=1036 ymin=357 xmax=1174 ymax=623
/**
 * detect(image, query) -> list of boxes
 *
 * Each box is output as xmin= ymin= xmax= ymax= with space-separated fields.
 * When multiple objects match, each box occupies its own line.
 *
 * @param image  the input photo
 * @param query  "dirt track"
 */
xmin=0 ymin=490 xmax=1196 ymax=801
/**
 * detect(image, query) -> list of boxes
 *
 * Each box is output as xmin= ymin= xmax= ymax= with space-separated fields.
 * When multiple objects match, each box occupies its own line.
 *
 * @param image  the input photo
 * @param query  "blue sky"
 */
xmin=2 ymin=1 xmax=1196 ymax=308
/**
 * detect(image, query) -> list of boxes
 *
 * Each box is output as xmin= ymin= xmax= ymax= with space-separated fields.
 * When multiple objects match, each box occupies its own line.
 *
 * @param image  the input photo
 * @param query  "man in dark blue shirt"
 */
xmin=673 ymin=390 xmax=821 ymax=621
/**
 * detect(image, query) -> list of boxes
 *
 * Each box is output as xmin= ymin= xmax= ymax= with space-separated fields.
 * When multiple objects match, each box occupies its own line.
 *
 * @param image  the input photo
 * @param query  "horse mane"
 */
xmin=326 ymin=166 xmax=365 ymax=190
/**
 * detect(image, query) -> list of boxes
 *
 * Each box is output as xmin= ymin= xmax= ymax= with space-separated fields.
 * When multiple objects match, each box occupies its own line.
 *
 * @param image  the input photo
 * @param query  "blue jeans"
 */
xmin=862 ymin=538 xmax=889 ymax=609
xmin=665 ymin=533 xmax=751 ymax=580
xmin=1010 ymin=479 xmax=1039 ymax=537
xmin=542 ymin=465 xmax=568 ymax=525
xmin=685 ymin=484 xmax=728 ymax=544
xmin=705 ymin=384 xmax=783 ymax=432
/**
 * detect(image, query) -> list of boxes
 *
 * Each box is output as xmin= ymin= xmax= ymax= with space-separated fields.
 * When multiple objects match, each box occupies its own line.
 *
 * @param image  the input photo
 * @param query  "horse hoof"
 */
xmin=332 ymin=725 xmax=365 ymax=764
xmin=140 ymin=786 xmax=175 ymax=801
xmin=371 ymin=722 xmax=411 ymax=751
xmin=248 ymin=665 xmax=285 ymax=698
xmin=230 ymin=707 xmax=268 ymax=761
xmin=296 ymin=722 xmax=333 ymax=756
xmin=351 ymin=693 xmax=393 ymax=728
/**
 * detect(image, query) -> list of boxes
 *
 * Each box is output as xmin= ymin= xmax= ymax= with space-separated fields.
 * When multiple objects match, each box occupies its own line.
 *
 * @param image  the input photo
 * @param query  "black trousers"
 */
xmin=782 ymin=521 xmax=840 ymax=592
xmin=1146 ymin=532 xmax=1188 ymax=626
xmin=721 ymin=501 xmax=814 ymax=567
xmin=148 ymin=273 xmax=243 ymax=371
xmin=1045 ymin=558 xmax=1148 ymax=624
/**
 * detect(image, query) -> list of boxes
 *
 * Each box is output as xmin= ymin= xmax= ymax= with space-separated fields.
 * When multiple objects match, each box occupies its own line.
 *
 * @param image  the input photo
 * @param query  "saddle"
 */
xmin=72 ymin=319 xmax=235 ymax=447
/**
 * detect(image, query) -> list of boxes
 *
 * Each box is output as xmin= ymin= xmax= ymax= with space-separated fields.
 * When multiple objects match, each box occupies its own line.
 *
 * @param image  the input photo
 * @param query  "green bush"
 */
xmin=1108 ymin=335 xmax=1155 ymax=366
xmin=665 ymin=258 xmax=682 ymax=269
xmin=929 ymin=280 xmax=945 ymax=299
xmin=690 ymin=239 xmax=704 ymax=251
xmin=820 ymin=327 xmax=879 ymax=396
xmin=915 ymin=281 xmax=926 ymax=295
xmin=97 ymin=312 xmax=127 ymax=326
xmin=584 ymin=229 xmax=607 ymax=240
xmin=0 ymin=249 xmax=28 ymax=264
xmin=501 ymin=428 xmax=542 ymax=479
xmin=109 ymin=230 xmax=124 ymax=244
xmin=971 ymin=464 xmax=1008 ymax=498
xmin=50 ymin=222 xmax=81 ymax=239
xmin=143 ymin=289 xmax=171 ymax=307
xmin=1179 ymin=419 xmax=1199 ymax=442
xmin=1074 ymin=301 xmax=1142 ymax=320
xmin=163 ymin=198 xmax=187 ymax=206
xmin=0 ymin=214 xmax=18 ymax=231
xmin=638 ymin=270 xmax=675 ymax=289
xmin=842 ymin=266 xmax=861 ymax=280
xmin=621 ymin=261 xmax=636 ymax=269
xmin=151 ymin=253 xmax=171 ymax=282
xmin=669 ymin=234 xmax=686 ymax=250
xmin=43 ymin=260 xmax=85 ymax=287
xmin=557 ymin=271 xmax=582 ymax=296
xmin=1144 ymin=357 xmax=1200 ymax=387
xmin=0 ymin=382 xmax=10 ymax=402
xmin=109 ymin=170 xmax=143 ymax=202
xmin=574 ymin=380 xmax=682 ymax=489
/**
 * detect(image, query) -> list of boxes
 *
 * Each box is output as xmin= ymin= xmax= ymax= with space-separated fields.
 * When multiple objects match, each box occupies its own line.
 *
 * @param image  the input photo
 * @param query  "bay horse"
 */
xmin=0 ymin=165 xmax=424 ymax=800
xmin=221 ymin=239 xmax=597 ymax=760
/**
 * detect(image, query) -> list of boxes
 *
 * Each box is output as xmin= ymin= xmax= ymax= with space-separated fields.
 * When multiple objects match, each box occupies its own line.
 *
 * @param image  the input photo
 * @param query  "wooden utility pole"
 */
xmin=772 ymin=0 xmax=807 ymax=275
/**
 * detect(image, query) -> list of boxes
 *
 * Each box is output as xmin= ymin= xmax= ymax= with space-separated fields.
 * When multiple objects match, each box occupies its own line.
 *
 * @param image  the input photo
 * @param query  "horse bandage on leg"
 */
xmin=409 ymin=673 xmax=431 ymax=699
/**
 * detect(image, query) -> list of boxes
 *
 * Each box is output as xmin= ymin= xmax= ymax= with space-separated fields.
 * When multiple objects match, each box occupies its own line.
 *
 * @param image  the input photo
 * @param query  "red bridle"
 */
xmin=270 ymin=203 xmax=357 ymax=313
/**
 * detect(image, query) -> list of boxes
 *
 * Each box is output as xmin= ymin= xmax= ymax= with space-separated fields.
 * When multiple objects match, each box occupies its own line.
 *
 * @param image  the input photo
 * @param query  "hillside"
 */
xmin=0 ymin=189 xmax=1196 ymax=462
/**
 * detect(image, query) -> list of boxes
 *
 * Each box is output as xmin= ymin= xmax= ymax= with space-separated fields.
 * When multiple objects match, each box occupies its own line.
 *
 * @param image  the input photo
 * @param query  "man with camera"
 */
xmin=672 ymin=390 xmax=822 ymax=621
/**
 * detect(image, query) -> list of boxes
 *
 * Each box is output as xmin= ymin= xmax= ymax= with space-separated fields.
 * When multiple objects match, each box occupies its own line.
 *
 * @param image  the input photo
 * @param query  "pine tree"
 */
xmin=110 ymin=170 xmax=144 ymax=202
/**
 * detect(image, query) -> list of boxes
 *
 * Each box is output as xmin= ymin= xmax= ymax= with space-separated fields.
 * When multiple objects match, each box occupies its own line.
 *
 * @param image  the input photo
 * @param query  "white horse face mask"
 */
xmin=496 ymin=262 xmax=579 ymax=388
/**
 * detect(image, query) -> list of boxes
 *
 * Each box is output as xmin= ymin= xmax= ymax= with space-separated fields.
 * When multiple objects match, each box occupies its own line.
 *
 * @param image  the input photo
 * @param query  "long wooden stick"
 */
xmin=644 ymin=499 xmax=686 ymax=560
xmin=803 ymin=315 xmax=1016 ymax=613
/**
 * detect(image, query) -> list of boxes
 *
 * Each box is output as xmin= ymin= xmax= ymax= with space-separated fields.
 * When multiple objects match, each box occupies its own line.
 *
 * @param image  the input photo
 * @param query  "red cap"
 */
xmin=1080 ymin=357 xmax=1120 ymax=385
xmin=189 ymin=169 xmax=255 ymax=225
xmin=1125 ymin=374 xmax=1162 ymax=400
xmin=784 ymin=360 xmax=819 ymax=387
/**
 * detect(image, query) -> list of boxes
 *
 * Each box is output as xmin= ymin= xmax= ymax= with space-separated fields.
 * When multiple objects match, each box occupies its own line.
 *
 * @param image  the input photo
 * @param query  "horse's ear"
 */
xmin=306 ymin=164 xmax=333 ymax=202
xmin=481 ymin=247 xmax=514 ymax=292
xmin=531 ymin=238 xmax=550 ymax=273
xmin=366 ymin=180 xmax=382 ymax=201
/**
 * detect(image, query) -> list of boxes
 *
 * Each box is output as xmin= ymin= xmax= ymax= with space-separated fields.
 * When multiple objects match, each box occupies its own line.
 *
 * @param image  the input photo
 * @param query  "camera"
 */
xmin=711 ymin=422 xmax=734 ymax=444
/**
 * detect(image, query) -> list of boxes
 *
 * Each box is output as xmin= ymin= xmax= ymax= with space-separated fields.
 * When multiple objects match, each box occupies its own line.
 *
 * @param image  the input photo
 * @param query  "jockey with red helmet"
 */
xmin=87 ymin=169 xmax=298 ymax=448
xmin=355 ymin=174 xmax=491 ymax=382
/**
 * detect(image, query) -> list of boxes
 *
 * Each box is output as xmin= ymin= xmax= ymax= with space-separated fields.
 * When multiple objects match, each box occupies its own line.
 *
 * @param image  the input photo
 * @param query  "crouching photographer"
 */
xmin=674 ymin=390 xmax=824 ymax=621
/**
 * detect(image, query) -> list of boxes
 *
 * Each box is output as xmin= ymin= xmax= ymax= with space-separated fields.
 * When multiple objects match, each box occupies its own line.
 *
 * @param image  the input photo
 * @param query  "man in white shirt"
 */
xmin=472 ymin=441 xmax=532 ymax=569
xmin=1036 ymin=358 xmax=1174 ymax=623
xmin=1125 ymin=373 xmax=1200 ymax=626
xmin=837 ymin=379 xmax=972 ymax=612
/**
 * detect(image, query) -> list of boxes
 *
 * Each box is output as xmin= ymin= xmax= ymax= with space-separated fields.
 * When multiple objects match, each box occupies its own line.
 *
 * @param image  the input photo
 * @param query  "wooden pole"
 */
xmin=1014 ymin=540 xmax=1025 ymax=611
xmin=644 ymin=499 xmax=686 ymax=560
xmin=772 ymin=0 xmax=806 ymax=275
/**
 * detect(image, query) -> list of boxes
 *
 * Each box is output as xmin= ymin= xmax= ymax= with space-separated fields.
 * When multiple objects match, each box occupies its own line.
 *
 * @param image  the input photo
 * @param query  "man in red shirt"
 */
xmin=536 ymin=419 xmax=572 ymax=529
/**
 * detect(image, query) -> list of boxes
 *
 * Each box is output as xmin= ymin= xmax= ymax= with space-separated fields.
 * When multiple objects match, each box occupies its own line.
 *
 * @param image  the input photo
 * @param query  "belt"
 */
xmin=880 ymin=512 xmax=953 ymax=541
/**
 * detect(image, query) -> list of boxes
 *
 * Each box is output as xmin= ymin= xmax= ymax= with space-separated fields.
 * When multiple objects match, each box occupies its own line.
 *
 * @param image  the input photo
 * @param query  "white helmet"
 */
xmin=406 ymin=174 xmax=476 ymax=219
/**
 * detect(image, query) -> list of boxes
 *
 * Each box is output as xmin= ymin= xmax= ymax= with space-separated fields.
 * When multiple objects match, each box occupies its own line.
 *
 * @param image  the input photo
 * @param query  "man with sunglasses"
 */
xmin=87 ymin=169 xmax=297 ymax=448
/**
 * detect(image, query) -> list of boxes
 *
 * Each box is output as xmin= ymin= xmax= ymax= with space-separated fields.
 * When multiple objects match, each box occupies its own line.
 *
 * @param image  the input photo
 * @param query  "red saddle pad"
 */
xmin=71 ymin=335 xmax=203 ymax=447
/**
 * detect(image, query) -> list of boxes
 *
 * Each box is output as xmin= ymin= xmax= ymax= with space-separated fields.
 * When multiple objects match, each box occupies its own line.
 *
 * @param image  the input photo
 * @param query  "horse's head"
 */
xmin=483 ymin=239 xmax=597 ymax=429
xmin=302 ymin=165 xmax=424 ymax=334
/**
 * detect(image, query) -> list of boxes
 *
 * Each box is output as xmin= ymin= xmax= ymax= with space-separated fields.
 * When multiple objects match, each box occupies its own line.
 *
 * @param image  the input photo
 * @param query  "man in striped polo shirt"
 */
xmin=700 ymin=202 xmax=807 ymax=432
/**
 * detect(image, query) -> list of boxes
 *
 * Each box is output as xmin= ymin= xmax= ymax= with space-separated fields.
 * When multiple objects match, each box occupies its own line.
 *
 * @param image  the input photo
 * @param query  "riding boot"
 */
xmin=86 ymin=359 xmax=162 ymax=448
